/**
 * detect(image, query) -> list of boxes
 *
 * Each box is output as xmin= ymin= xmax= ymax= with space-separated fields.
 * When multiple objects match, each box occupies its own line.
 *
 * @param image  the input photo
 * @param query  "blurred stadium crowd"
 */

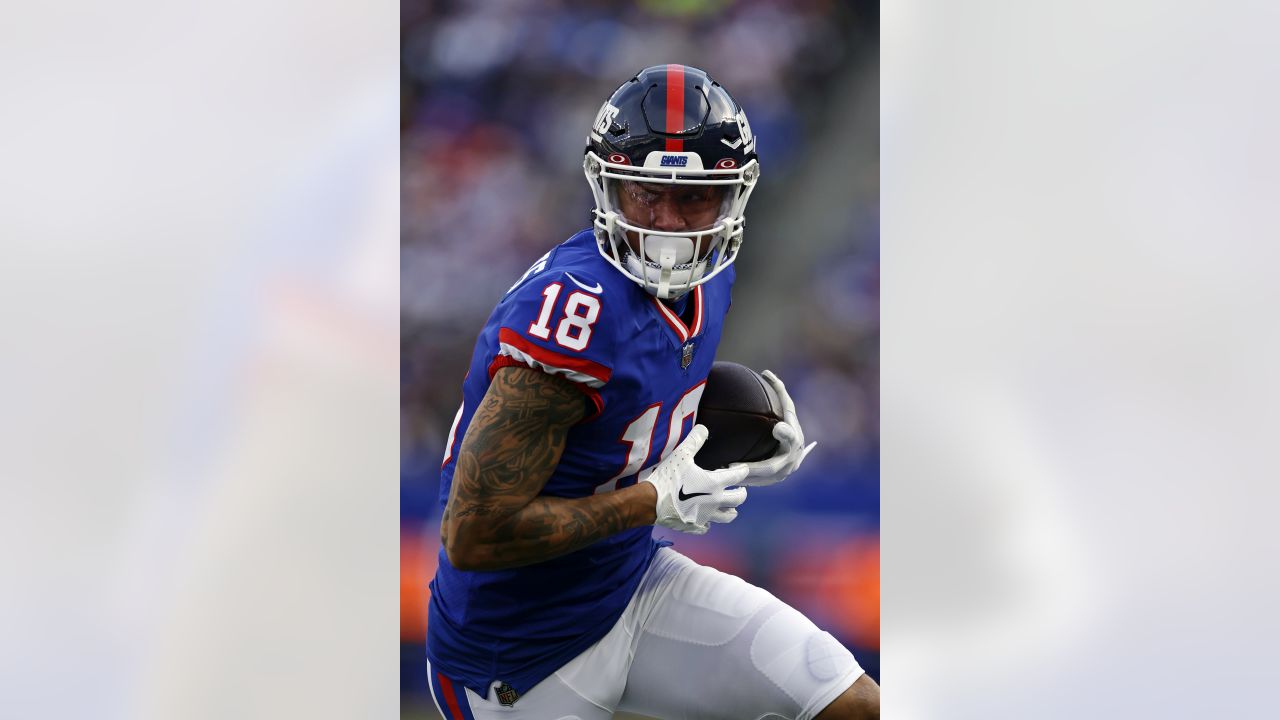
xmin=401 ymin=0 xmax=879 ymax=708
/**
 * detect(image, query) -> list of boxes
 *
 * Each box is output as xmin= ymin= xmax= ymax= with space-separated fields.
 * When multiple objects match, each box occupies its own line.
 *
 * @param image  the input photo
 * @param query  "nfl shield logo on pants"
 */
xmin=495 ymin=682 xmax=520 ymax=706
xmin=680 ymin=341 xmax=695 ymax=369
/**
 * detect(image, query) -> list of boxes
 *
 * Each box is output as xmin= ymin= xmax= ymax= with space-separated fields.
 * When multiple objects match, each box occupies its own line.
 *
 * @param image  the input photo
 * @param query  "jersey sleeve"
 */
xmin=487 ymin=270 xmax=617 ymax=419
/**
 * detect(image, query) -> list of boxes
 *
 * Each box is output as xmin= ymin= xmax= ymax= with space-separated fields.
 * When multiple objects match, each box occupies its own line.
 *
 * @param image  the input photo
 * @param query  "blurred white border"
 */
xmin=0 ymin=1 xmax=399 ymax=718
xmin=884 ymin=1 xmax=1280 ymax=716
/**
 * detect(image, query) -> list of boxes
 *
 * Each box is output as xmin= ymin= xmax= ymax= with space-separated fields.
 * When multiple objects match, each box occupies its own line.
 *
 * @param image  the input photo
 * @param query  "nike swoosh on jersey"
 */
xmin=564 ymin=272 xmax=603 ymax=294
xmin=678 ymin=486 xmax=711 ymax=501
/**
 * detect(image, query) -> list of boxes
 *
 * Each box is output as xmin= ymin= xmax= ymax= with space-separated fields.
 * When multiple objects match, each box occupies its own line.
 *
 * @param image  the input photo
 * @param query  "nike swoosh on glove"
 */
xmin=729 ymin=370 xmax=816 ymax=487
xmin=642 ymin=424 xmax=750 ymax=535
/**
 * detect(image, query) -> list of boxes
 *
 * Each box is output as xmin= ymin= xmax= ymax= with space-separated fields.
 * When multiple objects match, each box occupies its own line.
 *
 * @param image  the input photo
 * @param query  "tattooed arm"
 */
xmin=441 ymin=365 xmax=658 ymax=572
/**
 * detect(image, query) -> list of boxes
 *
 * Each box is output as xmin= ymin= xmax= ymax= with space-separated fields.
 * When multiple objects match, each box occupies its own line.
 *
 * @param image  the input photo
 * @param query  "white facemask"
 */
xmin=584 ymin=151 xmax=759 ymax=299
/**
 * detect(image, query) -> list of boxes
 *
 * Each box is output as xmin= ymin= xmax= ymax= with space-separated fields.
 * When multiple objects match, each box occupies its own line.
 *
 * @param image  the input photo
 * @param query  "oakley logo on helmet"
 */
xmin=660 ymin=155 xmax=689 ymax=167
xmin=590 ymin=103 xmax=621 ymax=141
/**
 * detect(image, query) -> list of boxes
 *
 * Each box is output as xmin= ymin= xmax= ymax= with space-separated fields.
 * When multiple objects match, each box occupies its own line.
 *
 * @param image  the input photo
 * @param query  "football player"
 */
xmin=426 ymin=65 xmax=879 ymax=719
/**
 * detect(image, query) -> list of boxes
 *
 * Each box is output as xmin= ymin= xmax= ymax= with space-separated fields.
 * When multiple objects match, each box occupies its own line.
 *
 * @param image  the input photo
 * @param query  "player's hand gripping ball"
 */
xmin=695 ymin=362 xmax=816 ymax=484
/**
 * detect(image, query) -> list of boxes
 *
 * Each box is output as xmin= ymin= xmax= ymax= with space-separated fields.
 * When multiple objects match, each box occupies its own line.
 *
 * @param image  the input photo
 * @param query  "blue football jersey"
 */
xmin=427 ymin=229 xmax=734 ymax=697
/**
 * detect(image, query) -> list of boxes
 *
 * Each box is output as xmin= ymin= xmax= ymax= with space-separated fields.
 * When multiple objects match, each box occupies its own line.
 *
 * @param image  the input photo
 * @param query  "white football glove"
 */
xmin=642 ymin=424 xmax=750 ymax=535
xmin=730 ymin=370 xmax=816 ymax=487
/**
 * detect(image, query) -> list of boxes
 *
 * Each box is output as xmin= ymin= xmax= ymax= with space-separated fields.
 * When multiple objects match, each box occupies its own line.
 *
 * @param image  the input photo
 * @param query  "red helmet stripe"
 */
xmin=665 ymin=64 xmax=684 ymax=152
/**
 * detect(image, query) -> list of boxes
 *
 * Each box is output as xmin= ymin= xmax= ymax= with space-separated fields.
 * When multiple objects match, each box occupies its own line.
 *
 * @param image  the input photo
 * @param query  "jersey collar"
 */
xmin=650 ymin=285 xmax=704 ymax=343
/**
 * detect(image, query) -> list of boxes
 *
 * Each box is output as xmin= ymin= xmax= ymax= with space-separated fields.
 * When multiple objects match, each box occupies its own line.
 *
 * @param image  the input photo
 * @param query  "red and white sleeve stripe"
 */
xmin=491 ymin=328 xmax=612 ymax=387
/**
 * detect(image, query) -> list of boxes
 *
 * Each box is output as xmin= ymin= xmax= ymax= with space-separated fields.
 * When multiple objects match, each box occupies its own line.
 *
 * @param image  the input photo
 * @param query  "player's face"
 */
xmin=615 ymin=180 xmax=728 ymax=257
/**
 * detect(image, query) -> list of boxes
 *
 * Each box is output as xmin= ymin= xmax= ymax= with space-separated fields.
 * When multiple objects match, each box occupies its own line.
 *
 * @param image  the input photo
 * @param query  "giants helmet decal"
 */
xmin=584 ymin=64 xmax=760 ymax=300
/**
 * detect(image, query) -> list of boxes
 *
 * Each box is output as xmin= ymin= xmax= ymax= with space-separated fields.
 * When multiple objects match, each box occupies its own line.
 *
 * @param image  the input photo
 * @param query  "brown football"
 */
xmin=695 ymin=361 xmax=783 ymax=469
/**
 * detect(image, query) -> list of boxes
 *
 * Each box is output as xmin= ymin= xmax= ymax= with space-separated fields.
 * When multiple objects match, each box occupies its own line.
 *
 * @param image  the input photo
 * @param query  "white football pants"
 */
xmin=428 ymin=546 xmax=864 ymax=720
